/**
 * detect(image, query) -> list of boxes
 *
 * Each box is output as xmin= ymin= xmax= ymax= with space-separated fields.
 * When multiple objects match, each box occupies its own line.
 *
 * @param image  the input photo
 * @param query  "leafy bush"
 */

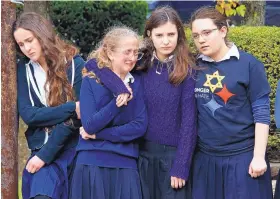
xmin=49 ymin=1 xmax=148 ymax=58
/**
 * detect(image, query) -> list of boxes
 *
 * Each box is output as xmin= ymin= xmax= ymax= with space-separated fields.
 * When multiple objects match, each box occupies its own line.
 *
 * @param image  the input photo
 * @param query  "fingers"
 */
xmin=249 ymin=164 xmax=267 ymax=178
xmin=26 ymin=156 xmax=45 ymax=173
xmin=80 ymin=128 xmax=96 ymax=140
xmin=116 ymin=94 xmax=129 ymax=107
xmin=171 ymin=177 xmax=185 ymax=189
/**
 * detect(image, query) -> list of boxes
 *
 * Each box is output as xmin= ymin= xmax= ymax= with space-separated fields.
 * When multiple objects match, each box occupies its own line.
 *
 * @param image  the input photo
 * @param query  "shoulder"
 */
xmin=17 ymin=58 xmax=30 ymax=77
xmin=238 ymin=50 xmax=263 ymax=67
xmin=73 ymin=54 xmax=85 ymax=62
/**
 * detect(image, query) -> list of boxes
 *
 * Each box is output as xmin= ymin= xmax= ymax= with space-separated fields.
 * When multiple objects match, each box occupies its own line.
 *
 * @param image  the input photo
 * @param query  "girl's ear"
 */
xmin=220 ymin=26 xmax=228 ymax=39
xmin=147 ymin=30 xmax=151 ymax=37
xmin=107 ymin=50 xmax=114 ymax=62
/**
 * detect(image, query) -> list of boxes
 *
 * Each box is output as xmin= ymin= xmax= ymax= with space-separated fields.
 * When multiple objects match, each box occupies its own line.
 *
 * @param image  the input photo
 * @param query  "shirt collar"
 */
xmin=198 ymin=43 xmax=240 ymax=62
xmin=123 ymin=72 xmax=134 ymax=84
xmin=152 ymin=51 xmax=174 ymax=63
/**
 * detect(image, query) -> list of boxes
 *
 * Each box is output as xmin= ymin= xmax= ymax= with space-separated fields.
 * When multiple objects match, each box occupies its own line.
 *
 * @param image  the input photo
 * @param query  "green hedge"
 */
xmin=49 ymin=1 xmax=148 ymax=58
xmin=186 ymin=26 xmax=280 ymax=132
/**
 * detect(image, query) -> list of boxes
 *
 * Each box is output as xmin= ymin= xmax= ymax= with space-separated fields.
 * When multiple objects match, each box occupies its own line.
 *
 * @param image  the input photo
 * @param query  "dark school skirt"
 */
xmin=69 ymin=164 xmax=142 ymax=199
xmin=191 ymin=150 xmax=273 ymax=199
xmin=22 ymin=148 xmax=76 ymax=199
xmin=138 ymin=141 xmax=192 ymax=199
xmin=274 ymin=170 xmax=280 ymax=199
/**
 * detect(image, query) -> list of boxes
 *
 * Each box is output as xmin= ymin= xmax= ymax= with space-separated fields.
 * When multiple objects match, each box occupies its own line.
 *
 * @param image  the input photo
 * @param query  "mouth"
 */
xmin=162 ymin=47 xmax=172 ymax=50
xmin=28 ymin=52 xmax=35 ymax=57
xmin=200 ymin=46 xmax=209 ymax=50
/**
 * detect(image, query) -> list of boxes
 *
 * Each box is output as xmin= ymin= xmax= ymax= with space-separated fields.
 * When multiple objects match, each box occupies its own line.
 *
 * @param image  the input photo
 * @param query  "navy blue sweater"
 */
xmin=195 ymin=50 xmax=270 ymax=156
xmin=85 ymin=58 xmax=197 ymax=180
xmin=77 ymin=59 xmax=148 ymax=168
xmin=17 ymin=55 xmax=85 ymax=164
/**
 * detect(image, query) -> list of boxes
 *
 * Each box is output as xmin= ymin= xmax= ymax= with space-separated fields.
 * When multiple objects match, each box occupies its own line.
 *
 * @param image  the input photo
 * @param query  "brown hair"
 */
xmin=13 ymin=12 xmax=79 ymax=106
xmin=190 ymin=7 xmax=229 ymax=42
xmin=139 ymin=6 xmax=195 ymax=85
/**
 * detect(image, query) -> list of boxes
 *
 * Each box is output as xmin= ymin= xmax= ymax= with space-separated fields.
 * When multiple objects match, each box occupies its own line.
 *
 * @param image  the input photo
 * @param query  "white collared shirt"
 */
xmin=30 ymin=60 xmax=49 ymax=106
xmin=198 ymin=43 xmax=240 ymax=62
xmin=123 ymin=72 xmax=134 ymax=84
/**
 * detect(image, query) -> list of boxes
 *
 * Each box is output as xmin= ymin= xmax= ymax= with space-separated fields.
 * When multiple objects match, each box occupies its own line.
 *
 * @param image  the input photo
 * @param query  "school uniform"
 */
xmin=274 ymin=80 xmax=280 ymax=199
xmin=17 ymin=55 xmax=85 ymax=199
xmin=192 ymin=44 xmax=273 ymax=199
xmin=69 ymin=59 xmax=148 ymax=199
xmin=84 ymin=55 xmax=197 ymax=199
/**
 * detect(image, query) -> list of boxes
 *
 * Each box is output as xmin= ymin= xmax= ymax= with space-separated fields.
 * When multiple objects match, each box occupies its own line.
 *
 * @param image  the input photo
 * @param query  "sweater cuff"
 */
xmin=36 ymin=144 xmax=62 ymax=164
xmin=170 ymin=162 xmax=190 ymax=180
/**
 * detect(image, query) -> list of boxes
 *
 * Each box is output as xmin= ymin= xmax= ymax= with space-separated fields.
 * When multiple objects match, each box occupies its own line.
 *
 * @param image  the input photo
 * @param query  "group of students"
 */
xmin=13 ymin=5 xmax=279 ymax=199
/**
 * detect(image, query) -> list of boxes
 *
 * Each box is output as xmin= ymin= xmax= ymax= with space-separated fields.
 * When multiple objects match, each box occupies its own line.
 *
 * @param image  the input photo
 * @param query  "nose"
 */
xmin=162 ymin=36 xmax=169 ymax=45
xmin=198 ymin=35 xmax=206 ymax=43
xmin=24 ymin=43 xmax=32 ymax=53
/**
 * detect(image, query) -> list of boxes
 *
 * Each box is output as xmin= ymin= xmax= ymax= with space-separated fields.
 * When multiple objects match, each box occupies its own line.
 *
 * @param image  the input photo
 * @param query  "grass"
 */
xmin=18 ymin=178 xmax=22 ymax=199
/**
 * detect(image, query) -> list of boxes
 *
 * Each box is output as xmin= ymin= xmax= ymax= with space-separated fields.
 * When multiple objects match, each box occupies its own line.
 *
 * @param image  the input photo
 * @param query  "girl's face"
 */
xmin=191 ymin=18 xmax=227 ymax=59
xmin=150 ymin=22 xmax=178 ymax=61
xmin=109 ymin=36 xmax=139 ymax=75
xmin=14 ymin=28 xmax=44 ymax=63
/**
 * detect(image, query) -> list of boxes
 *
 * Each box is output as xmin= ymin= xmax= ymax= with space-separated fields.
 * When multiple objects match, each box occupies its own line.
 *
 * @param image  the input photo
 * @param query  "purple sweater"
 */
xmin=85 ymin=59 xmax=197 ymax=180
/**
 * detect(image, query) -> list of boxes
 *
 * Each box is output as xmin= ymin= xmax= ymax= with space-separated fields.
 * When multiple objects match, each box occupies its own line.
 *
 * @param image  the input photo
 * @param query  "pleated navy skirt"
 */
xmin=274 ymin=169 xmax=280 ymax=199
xmin=69 ymin=164 xmax=142 ymax=199
xmin=22 ymin=148 xmax=76 ymax=199
xmin=191 ymin=150 xmax=273 ymax=199
xmin=138 ymin=141 xmax=192 ymax=199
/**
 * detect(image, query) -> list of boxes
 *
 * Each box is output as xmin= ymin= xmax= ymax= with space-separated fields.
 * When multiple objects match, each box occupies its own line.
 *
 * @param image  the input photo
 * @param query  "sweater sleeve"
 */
xmin=170 ymin=76 xmax=197 ymax=180
xmin=72 ymin=55 xmax=85 ymax=101
xmin=95 ymin=85 xmax=148 ymax=142
xmin=80 ymin=76 xmax=122 ymax=134
xmin=85 ymin=59 xmax=130 ymax=95
xmin=35 ymin=121 xmax=77 ymax=164
xmin=248 ymin=59 xmax=270 ymax=103
xmin=275 ymin=80 xmax=280 ymax=129
xmin=17 ymin=62 xmax=76 ymax=127
xmin=34 ymin=56 xmax=85 ymax=164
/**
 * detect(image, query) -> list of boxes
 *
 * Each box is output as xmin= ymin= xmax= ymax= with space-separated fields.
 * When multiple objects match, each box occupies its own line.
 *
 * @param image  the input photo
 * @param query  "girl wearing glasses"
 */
xmin=85 ymin=6 xmax=197 ymax=199
xmin=69 ymin=26 xmax=148 ymax=199
xmin=190 ymin=7 xmax=272 ymax=199
xmin=13 ymin=12 xmax=84 ymax=199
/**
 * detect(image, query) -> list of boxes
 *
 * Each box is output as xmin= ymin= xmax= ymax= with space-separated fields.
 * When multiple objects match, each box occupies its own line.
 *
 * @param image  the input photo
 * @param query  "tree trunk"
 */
xmin=24 ymin=1 xmax=49 ymax=19
xmin=243 ymin=0 xmax=266 ymax=26
xmin=1 ymin=1 xmax=18 ymax=199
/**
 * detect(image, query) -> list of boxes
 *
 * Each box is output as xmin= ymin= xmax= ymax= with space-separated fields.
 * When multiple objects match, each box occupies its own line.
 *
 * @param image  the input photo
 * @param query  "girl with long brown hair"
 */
xmin=85 ymin=6 xmax=197 ymax=199
xmin=13 ymin=12 xmax=85 ymax=199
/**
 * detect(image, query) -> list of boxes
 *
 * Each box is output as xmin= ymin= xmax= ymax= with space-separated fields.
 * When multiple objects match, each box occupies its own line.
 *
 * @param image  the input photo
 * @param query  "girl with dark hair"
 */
xmin=13 ymin=12 xmax=85 ymax=199
xmin=189 ymin=7 xmax=272 ymax=199
xmin=69 ymin=26 xmax=147 ymax=199
xmin=85 ymin=6 xmax=197 ymax=199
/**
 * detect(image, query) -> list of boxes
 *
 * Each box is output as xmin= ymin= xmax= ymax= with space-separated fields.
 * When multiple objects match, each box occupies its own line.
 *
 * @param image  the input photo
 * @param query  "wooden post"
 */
xmin=1 ymin=1 xmax=18 ymax=199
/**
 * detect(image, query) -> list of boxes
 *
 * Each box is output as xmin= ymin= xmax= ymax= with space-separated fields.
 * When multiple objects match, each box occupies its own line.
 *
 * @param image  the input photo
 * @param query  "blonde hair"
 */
xmin=88 ymin=26 xmax=139 ymax=68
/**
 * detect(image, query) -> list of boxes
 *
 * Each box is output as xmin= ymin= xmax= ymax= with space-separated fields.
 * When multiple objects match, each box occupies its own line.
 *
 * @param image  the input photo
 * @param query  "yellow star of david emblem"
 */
xmin=203 ymin=71 xmax=225 ymax=93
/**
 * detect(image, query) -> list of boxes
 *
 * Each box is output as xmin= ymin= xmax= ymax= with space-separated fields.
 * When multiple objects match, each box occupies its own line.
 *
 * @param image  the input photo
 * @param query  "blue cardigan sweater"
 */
xmin=17 ymin=55 xmax=85 ymax=164
xmin=76 ymin=59 xmax=148 ymax=168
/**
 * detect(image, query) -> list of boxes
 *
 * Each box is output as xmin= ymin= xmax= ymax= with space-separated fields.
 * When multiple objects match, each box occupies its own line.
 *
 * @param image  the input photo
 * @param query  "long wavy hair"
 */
xmin=13 ymin=12 xmax=78 ymax=106
xmin=139 ymin=6 xmax=195 ymax=85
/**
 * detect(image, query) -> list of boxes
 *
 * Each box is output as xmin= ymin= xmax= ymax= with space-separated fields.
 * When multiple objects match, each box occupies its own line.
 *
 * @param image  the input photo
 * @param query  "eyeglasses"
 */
xmin=192 ymin=28 xmax=218 ymax=40
xmin=115 ymin=48 xmax=144 ymax=61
